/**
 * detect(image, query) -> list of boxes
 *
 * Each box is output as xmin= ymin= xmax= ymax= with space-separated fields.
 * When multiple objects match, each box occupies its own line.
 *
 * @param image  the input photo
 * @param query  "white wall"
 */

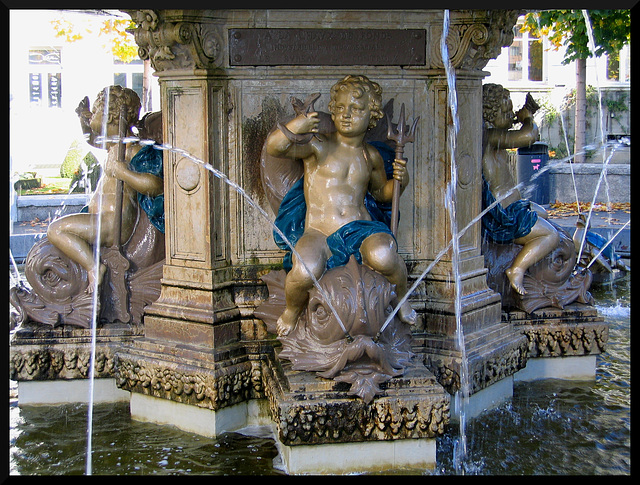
xmin=9 ymin=9 xmax=161 ymax=175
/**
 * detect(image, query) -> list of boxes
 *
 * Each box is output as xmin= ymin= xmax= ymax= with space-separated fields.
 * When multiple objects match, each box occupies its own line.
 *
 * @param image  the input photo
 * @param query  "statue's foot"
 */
xmin=505 ymin=267 xmax=527 ymax=295
xmin=398 ymin=302 xmax=417 ymax=325
xmin=86 ymin=264 xmax=107 ymax=293
xmin=276 ymin=308 xmax=300 ymax=337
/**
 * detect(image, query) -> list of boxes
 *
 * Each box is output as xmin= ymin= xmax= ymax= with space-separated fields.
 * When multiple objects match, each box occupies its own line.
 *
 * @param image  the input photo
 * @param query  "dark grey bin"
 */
xmin=517 ymin=142 xmax=550 ymax=205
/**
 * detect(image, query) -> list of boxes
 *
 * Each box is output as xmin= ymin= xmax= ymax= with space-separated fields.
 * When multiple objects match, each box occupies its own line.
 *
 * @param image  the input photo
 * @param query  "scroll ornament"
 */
xmin=124 ymin=9 xmax=222 ymax=72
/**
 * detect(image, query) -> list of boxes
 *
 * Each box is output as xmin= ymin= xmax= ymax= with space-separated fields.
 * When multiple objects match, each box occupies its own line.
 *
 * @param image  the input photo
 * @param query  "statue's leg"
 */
xmin=509 ymin=217 xmax=561 ymax=295
xmin=47 ymin=213 xmax=111 ymax=293
xmin=278 ymin=229 xmax=330 ymax=336
xmin=360 ymin=233 xmax=417 ymax=325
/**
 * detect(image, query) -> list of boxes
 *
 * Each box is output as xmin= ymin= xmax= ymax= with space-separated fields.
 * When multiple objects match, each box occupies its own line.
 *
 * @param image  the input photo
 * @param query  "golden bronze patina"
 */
xmin=265 ymin=75 xmax=416 ymax=337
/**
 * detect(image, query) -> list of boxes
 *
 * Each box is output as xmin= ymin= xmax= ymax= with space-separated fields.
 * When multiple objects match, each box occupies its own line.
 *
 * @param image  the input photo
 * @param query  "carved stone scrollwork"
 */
xmin=9 ymin=346 xmax=118 ymax=381
xmin=124 ymin=9 xmax=222 ymax=72
xmin=431 ymin=10 xmax=522 ymax=71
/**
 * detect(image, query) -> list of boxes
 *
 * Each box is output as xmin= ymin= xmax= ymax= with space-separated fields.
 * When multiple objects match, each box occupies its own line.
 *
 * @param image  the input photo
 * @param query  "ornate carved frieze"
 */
xmin=124 ymin=9 xmax=222 ymax=72
xmin=423 ymin=336 xmax=529 ymax=395
xmin=520 ymin=322 xmax=609 ymax=358
xmin=10 ymin=345 xmax=119 ymax=381
xmin=114 ymin=351 xmax=260 ymax=411
xmin=430 ymin=10 xmax=523 ymax=71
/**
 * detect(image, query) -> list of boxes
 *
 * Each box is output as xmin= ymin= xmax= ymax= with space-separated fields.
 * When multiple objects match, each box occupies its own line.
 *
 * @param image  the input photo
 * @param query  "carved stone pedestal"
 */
xmin=509 ymin=303 xmax=607 ymax=381
xmin=115 ymin=338 xmax=259 ymax=415
xmin=9 ymin=323 xmax=142 ymax=405
xmin=261 ymin=349 xmax=450 ymax=474
xmin=414 ymin=307 xmax=529 ymax=407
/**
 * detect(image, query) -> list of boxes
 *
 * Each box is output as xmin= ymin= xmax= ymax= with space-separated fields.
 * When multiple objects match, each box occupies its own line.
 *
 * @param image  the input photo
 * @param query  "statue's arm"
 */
xmin=368 ymin=145 xmax=409 ymax=203
xmin=266 ymin=112 xmax=319 ymax=160
xmin=487 ymin=108 xmax=539 ymax=150
xmin=106 ymin=149 xmax=164 ymax=197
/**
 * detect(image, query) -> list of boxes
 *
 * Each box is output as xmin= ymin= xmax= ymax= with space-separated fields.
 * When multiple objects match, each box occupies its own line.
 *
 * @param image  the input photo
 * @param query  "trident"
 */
xmin=386 ymin=103 xmax=419 ymax=236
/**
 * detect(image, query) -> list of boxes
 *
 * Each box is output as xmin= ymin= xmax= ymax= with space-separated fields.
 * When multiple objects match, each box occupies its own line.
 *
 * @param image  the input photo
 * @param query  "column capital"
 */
xmin=123 ymin=9 xmax=223 ymax=73
xmin=429 ymin=9 xmax=522 ymax=71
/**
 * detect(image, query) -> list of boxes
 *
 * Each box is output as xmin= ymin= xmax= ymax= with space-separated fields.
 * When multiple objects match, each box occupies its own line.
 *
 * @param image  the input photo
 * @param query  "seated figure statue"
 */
xmin=265 ymin=74 xmax=417 ymax=337
xmin=480 ymin=84 xmax=594 ymax=313
xmin=10 ymin=85 xmax=165 ymax=328
xmin=47 ymin=85 xmax=164 ymax=293
xmin=481 ymin=83 xmax=559 ymax=295
xmin=256 ymin=75 xmax=418 ymax=402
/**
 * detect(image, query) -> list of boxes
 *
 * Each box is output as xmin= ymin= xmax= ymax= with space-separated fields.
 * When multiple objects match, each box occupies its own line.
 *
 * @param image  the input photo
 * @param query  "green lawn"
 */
xmin=16 ymin=177 xmax=74 ymax=196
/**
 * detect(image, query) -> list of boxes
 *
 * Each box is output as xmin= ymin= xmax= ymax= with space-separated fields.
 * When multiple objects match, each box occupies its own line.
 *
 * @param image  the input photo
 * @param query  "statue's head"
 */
xmin=482 ymin=83 xmax=514 ymax=129
xmin=92 ymin=85 xmax=141 ymax=129
xmin=329 ymin=75 xmax=383 ymax=130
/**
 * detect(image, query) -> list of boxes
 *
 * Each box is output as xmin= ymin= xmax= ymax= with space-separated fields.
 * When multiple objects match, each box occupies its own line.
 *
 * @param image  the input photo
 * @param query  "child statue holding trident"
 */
xmin=266 ymin=75 xmax=417 ymax=337
xmin=47 ymin=85 xmax=164 ymax=293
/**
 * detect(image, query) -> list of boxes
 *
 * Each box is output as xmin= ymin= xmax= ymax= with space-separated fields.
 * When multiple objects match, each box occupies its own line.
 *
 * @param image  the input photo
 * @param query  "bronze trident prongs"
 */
xmin=386 ymin=103 xmax=419 ymax=236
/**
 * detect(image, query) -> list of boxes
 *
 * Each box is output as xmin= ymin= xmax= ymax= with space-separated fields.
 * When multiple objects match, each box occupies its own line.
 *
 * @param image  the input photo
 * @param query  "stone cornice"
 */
xmin=122 ymin=9 xmax=521 ymax=74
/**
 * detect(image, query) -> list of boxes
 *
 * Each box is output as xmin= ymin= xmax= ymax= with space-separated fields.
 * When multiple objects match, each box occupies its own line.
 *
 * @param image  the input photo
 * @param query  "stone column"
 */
xmin=412 ymin=10 xmax=530 ymax=397
xmin=115 ymin=11 xmax=258 ymax=433
xmin=124 ymin=10 xmax=240 ymax=349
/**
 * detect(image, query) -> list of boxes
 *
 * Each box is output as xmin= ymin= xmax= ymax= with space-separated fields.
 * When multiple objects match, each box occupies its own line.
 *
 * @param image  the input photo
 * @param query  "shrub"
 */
xmin=60 ymin=139 xmax=85 ymax=178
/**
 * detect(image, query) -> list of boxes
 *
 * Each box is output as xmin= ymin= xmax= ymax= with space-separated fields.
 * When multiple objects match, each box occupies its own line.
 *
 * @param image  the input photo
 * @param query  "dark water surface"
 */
xmin=9 ymin=274 xmax=630 ymax=475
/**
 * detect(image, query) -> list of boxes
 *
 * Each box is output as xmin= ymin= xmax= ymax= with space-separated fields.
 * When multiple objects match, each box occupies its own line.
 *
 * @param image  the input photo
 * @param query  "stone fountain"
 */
xmin=10 ymin=9 xmax=606 ymax=475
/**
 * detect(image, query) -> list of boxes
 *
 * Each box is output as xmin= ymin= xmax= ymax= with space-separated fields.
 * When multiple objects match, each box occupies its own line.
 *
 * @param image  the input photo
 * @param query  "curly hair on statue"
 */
xmin=328 ymin=74 xmax=384 ymax=130
xmin=482 ymin=83 xmax=510 ymax=128
xmin=93 ymin=85 xmax=141 ymax=127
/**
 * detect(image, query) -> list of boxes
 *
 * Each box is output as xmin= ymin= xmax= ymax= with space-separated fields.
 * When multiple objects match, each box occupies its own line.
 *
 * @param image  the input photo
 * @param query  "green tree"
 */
xmin=523 ymin=9 xmax=630 ymax=162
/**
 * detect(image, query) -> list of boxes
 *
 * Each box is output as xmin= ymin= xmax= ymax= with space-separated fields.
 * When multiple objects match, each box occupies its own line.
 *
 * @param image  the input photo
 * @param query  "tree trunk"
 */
xmin=574 ymin=57 xmax=587 ymax=163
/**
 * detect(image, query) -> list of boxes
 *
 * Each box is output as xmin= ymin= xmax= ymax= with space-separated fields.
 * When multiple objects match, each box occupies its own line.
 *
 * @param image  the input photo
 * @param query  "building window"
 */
xmin=507 ymin=23 xmax=543 ymax=82
xmin=48 ymin=73 xmax=62 ymax=107
xmin=29 ymin=47 xmax=62 ymax=107
xmin=113 ymin=72 xmax=144 ymax=104
xmin=29 ymin=73 xmax=42 ymax=105
xmin=114 ymin=72 xmax=127 ymax=87
xmin=29 ymin=48 xmax=61 ymax=65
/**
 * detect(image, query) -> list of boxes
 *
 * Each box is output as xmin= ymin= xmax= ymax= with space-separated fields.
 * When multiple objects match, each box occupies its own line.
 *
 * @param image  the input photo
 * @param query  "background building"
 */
xmin=483 ymin=14 xmax=631 ymax=157
xmin=9 ymin=9 xmax=161 ymax=176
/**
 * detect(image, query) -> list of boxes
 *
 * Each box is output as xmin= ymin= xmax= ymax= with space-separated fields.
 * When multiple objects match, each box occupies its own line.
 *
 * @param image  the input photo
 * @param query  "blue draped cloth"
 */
xmin=481 ymin=176 xmax=537 ymax=244
xmin=273 ymin=141 xmax=396 ymax=272
xmin=129 ymin=144 xmax=165 ymax=233
xmin=584 ymin=231 xmax=614 ymax=261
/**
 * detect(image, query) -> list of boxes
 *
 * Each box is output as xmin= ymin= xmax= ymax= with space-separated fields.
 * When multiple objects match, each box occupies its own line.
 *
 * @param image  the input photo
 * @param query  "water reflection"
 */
xmin=9 ymin=400 xmax=282 ymax=475
xmin=9 ymin=274 xmax=630 ymax=475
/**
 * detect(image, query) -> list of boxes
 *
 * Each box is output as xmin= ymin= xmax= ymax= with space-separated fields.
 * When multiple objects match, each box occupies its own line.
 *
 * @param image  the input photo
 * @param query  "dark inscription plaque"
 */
xmin=229 ymin=29 xmax=426 ymax=66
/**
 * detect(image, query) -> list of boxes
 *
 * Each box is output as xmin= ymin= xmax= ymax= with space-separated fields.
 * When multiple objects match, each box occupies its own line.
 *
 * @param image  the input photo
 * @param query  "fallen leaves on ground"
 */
xmin=19 ymin=217 xmax=51 ymax=228
xmin=547 ymin=201 xmax=631 ymax=217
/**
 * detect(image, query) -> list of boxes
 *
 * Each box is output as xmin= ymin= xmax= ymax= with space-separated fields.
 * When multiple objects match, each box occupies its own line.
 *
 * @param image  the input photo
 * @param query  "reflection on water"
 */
xmin=9 ymin=399 xmax=282 ymax=475
xmin=9 ymin=274 xmax=630 ymax=475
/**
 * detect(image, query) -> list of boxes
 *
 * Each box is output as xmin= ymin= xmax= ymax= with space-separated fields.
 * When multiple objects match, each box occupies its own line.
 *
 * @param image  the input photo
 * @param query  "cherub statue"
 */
xmin=481 ymin=84 xmax=560 ymax=295
xmin=265 ymin=74 xmax=417 ymax=336
xmin=47 ymin=85 xmax=164 ymax=293
xmin=10 ymin=86 xmax=165 ymax=328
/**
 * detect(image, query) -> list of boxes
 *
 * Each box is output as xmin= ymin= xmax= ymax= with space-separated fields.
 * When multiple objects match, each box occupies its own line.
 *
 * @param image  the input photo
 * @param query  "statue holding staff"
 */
xmin=265 ymin=74 xmax=417 ymax=336
xmin=47 ymin=85 xmax=164 ymax=293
